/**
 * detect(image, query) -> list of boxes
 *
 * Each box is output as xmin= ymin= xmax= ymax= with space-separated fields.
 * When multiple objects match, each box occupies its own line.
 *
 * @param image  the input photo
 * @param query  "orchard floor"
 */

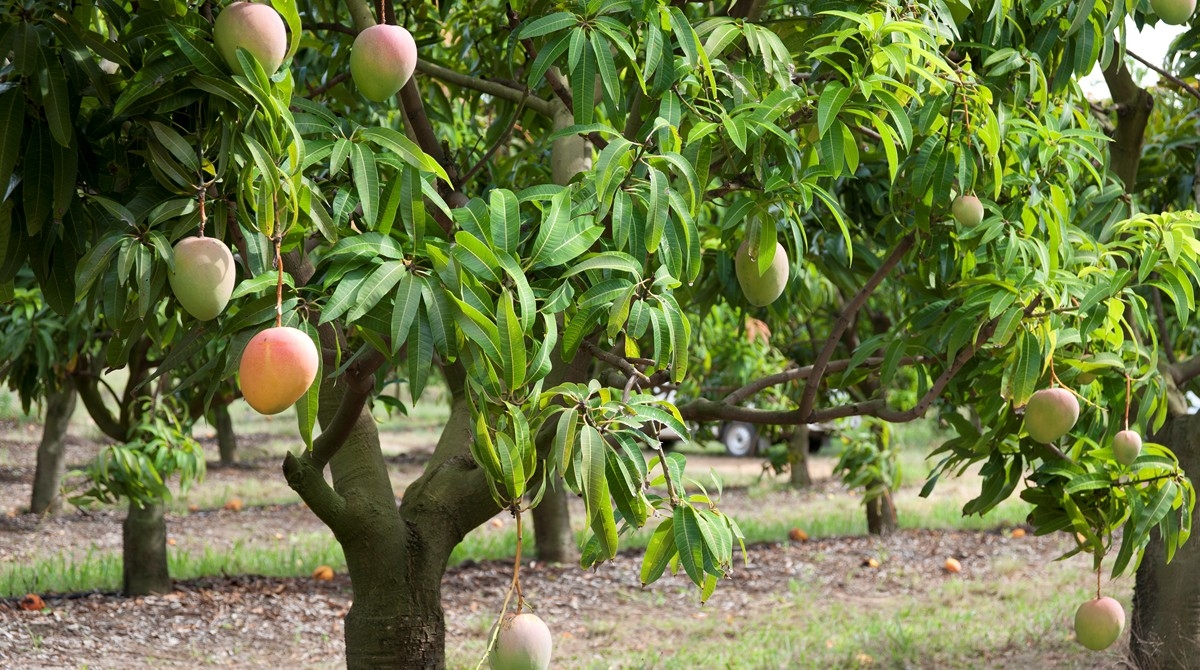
xmin=0 ymin=417 xmax=1133 ymax=669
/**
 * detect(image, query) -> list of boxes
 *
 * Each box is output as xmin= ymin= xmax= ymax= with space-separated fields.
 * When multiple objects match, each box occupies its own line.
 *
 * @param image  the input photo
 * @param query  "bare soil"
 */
xmin=0 ymin=419 xmax=1127 ymax=669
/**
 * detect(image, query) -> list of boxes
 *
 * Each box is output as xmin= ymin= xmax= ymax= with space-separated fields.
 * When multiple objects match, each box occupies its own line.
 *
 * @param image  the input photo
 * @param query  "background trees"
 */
xmin=3 ymin=0 xmax=1200 ymax=667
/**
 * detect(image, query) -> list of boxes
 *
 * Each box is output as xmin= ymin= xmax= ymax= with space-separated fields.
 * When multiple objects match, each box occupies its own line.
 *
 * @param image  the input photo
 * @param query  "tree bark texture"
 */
xmin=122 ymin=499 xmax=171 ymax=596
xmin=531 ymin=475 xmax=577 ymax=563
xmin=1130 ymin=412 xmax=1200 ymax=669
xmin=865 ymin=485 xmax=898 ymax=536
xmin=30 ymin=388 xmax=76 ymax=515
xmin=214 ymin=401 xmax=237 ymax=466
xmin=788 ymin=424 xmax=813 ymax=489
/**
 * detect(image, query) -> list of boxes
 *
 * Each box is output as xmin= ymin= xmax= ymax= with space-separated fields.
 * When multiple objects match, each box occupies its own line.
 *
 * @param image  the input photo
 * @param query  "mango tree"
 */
xmin=4 ymin=0 xmax=1200 ymax=667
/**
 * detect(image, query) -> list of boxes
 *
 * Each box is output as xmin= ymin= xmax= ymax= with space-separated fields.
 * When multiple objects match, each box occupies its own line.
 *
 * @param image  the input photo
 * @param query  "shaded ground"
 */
xmin=0 ymin=415 xmax=1130 ymax=669
xmin=0 ymin=529 xmax=1126 ymax=669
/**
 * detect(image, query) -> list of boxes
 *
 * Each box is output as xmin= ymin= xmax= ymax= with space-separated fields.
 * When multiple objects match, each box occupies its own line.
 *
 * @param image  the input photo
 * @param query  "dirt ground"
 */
xmin=0 ymin=418 xmax=1128 ymax=669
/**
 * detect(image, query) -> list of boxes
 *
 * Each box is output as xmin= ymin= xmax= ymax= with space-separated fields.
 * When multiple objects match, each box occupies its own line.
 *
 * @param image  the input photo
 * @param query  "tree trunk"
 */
xmin=788 ymin=425 xmax=813 ymax=488
xmin=531 ymin=476 xmax=577 ymax=563
xmin=865 ymin=485 xmax=898 ymax=536
xmin=122 ymin=499 xmax=171 ymax=596
xmin=1130 ymin=412 xmax=1200 ymax=669
xmin=214 ymin=401 xmax=237 ymax=467
xmin=285 ymin=369 xmax=501 ymax=668
xmin=30 ymin=387 xmax=75 ymax=515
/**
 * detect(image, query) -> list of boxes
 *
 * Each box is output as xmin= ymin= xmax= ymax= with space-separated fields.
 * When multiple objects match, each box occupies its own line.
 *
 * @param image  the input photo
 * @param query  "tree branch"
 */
xmin=417 ymin=60 xmax=555 ymax=117
xmin=1127 ymin=48 xmax=1200 ymax=104
xmin=304 ymin=72 xmax=351 ymax=99
xmin=795 ymin=232 xmax=915 ymax=422
xmin=1102 ymin=56 xmax=1154 ymax=188
xmin=722 ymin=355 xmax=933 ymax=406
xmin=682 ymin=305 xmax=1020 ymax=426
xmin=582 ymin=340 xmax=650 ymax=381
xmin=73 ymin=367 xmax=125 ymax=442
xmin=303 ymin=21 xmax=356 ymax=36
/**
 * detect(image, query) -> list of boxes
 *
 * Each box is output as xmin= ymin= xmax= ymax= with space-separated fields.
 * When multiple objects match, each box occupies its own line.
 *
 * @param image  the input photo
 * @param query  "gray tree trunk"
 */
xmin=214 ymin=402 xmax=237 ymax=467
xmin=30 ymin=388 xmax=76 ymax=515
xmin=122 ymin=499 xmax=171 ymax=595
xmin=531 ymin=476 xmax=577 ymax=563
xmin=788 ymin=425 xmax=813 ymax=488
xmin=865 ymin=484 xmax=898 ymax=536
xmin=1130 ymin=412 xmax=1200 ymax=669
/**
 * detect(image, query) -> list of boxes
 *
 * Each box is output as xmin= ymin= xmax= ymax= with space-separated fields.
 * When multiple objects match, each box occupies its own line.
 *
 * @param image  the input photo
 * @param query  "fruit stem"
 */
xmin=197 ymin=186 xmax=207 ymax=238
xmin=1096 ymin=564 xmax=1101 ymax=600
xmin=511 ymin=503 xmax=525 ymax=613
xmin=274 ymin=231 xmax=284 ymax=328
xmin=1124 ymin=373 xmax=1132 ymax=431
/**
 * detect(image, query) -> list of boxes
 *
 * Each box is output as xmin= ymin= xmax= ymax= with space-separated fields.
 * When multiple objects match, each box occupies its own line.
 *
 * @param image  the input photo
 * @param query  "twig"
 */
xmin=304 ymin=72 xmax=351 ymax=99
xmin=1127 ymin=48 xmax=1200 ymax=103
xmin=582 ymin=340 xmax=650 ymax=381
xmin=417 ymin=61 xmax=555 ymax=117
xmin=302 ymin=21 xmax=357 ymax=36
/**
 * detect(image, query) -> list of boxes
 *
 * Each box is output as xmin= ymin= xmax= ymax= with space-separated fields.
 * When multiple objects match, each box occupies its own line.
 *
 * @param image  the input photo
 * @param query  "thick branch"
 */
xmin=417 ymin=60 xmax=555 ymax=117
xmin=73 ymin=369 xmax=125 ymax=441
xmin=682 ymin=306 xmax=1016 ymax=425
xmin=1171 ymin=355 xmax=1200 ymax=387
xmin=722 ymin=355 xmax=933 ymax=406
xmin=1102 ymin=56 xmax=1154 ymax=188
xmin=582 ymin=340 xmax=649 ymax=381
xmin=795 ymin=232 xmax=915 ymax=421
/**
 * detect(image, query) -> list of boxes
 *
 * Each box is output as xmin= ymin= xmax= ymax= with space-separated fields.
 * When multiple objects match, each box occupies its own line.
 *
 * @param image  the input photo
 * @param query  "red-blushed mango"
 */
xmin=1023 ymin=387 xmax=1079 ymax=444
xmin=1075 ymin=597 xmax=1125 ymax=650
xmin=951 ymin=194 xmax=984 ymax=227
xmin=169 ymin=237 xmax=236 ymax=321
xmin=1152 ymin=0 xmax=1196 ymax=24
xmin=734 ymin=241 xmax=789 ymax=307
xmin=213 ymin=2 xmax=288 ymax=76
xmin=238 ymin=326 xmax=318 ymax=415
xmin=350 ymin=24 xmax=418 ymax=101
xmin=489 ymin=612 xmax=552 ymax=670
xmin=1113 ymin=430 xmax=1142 ymax=466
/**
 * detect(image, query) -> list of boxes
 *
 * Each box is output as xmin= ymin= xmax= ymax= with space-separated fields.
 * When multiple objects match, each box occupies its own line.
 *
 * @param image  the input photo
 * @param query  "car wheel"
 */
xmin=720 ymin=422 xmax=758 ymax=457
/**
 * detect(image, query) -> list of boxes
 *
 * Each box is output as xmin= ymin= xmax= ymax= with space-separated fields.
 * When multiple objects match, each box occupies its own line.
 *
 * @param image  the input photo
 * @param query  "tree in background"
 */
xmin=4 ymin=0 xmax=1200 ymax=667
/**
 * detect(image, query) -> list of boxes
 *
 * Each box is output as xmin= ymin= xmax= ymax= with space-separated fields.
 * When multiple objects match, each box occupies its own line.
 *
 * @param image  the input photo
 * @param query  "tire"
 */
xmin=720 ymin=422 xmax=758 ymax=457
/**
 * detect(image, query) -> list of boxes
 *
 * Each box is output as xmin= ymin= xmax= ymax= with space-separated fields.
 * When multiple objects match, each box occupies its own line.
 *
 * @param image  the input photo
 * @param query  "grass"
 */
xmin=1 ymin=532 xmax=347 ymax=597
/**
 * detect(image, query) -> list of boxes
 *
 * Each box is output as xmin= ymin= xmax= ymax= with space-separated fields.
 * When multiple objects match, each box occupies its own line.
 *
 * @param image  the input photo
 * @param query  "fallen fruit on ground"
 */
xmin=213 ymin=1 xmax=288 ymax=76
xmin=489 ymin=612 xmax=552 ymax=670
xmin=1113 ymin=430 xmax=1142 ymax=466
xmin=1023 ymin=387 xmax=1080 ymax=443
xmin=239 ymin=326 xmax=319 ymax=414
xmin=734 ymin=241 xmax=790 ymax=307
xmin=951 ymin=194 xmax=984 ymax=227
xmin=788 ymin=528 xmax=809 ymax=542
xmin=1011 ymin=527 xmax=1026 ymax=538
xmin=944 ymin=557 xmax=962 ymax=573
xmin=19 ymin=594 xmax=45 ymax=611
xmin=223 ymin=497 xmax=243 ymax=512
xmin=169 ymin=237 xmax=236 ymax=321
xmin=312 ymin=565 xmax=334 ymax=581
xmin=1151 ymin=0 xmax=1197 ymax=25
xmin=350 ymin=24 xmax=418 ymax=101
xmin=1075 ymin=596 xmax=1125 ymax=650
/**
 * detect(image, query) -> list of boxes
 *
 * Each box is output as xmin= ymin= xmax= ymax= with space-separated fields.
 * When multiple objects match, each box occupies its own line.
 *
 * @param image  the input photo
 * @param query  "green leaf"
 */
xmin=453 ymin=231 xmax=503 ymax=283
xmin=497 ymin=289 xmax=527 ymax=392
xmin=560 ymin=251 xmax=643 ymax=279
xmin=673 ymin=504 xmax=706 ymax=586
xmin=580 ymin=424 xmax=618 ymax=561
xmin=640 ymin=517 xmax=676 ymax=585
xmin=347 ymin=260 xmax=406 ymax=322
xmin=350 ymin=142 xmax=380 ymax=229
xmin=408 ymin=314 xmax=434 ymax=401
xmin=489 ymin=188 xmax=519 ymax=255
xmin=358 ymin=127 xmax=449 ymax=184
xmin=39 ymin=46 xmax=73 ymax=148
xmin=0 ymin=89 xmax=24 ymax=198
xmin=22 ymin=126 xmax=53 ymax=235
xmin=570 ymin=38 xmax=597 ymax=125
xmin=390 ymin=272 xmax=420 ymax=352
xmin=519 ymin=11 xmax=577 ymax=39
xmin=295 ymin=321 xmax=322 ymax=450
